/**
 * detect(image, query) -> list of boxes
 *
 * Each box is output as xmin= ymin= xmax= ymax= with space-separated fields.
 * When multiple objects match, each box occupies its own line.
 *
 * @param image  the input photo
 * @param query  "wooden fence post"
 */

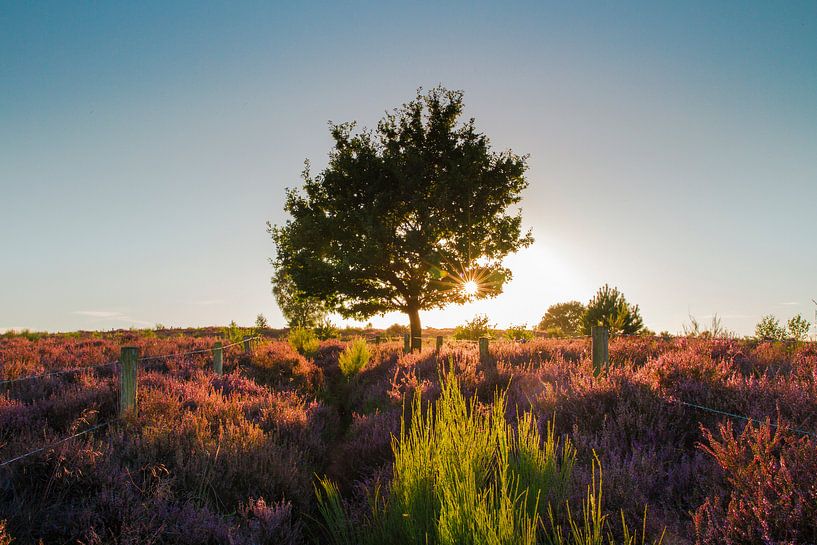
xmin=243 ymin=335 xmax=252 ymax=355
xmin=375 ymin=335 xmax=381 ymax=345
xmin=119 ymin=346 xmax=138 ymax=416
xmin=479 ymin=337 xmax=490 ymax=365
xmin=412 ymin=336 xmax=422 ymax=352
xmin=591 ymin=326 xmax=609 ymax=377
xmin=403 ymin=333 xmax=410 ymax=354
xmin=213 ymin=342 xmax=223 ymax=376
xmin=436 ymin=335 xmax=444 ymax=353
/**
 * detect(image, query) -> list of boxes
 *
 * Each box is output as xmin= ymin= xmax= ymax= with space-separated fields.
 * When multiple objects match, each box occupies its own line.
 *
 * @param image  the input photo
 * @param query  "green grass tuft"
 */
xmin=317 ymin=368 xmax=585 ymax=544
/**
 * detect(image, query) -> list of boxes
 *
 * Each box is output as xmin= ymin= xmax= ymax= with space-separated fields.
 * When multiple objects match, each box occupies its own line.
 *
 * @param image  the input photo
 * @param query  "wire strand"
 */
xmin=0 ymin=337 xmax=263 ymax=385
xmin=0 ymin=421 xmax=112 ymax=468
xmin=674 ymin=399 xmax=816 ymax=438
xmin=0 ymin=361 xmax=118 ymax=387
xmin=137 ymin=337 xmax=259 ymax=362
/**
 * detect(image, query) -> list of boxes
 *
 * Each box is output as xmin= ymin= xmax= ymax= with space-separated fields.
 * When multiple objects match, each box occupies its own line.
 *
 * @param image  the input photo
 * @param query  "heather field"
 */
xmin=1 ymin=333 xmax=816 ymax=544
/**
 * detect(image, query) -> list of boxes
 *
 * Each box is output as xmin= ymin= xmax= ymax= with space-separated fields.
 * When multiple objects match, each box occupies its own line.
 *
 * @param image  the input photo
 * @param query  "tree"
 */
xmin=581 ymin=284 xmax=644 ymax=335
xmin=538 ymin=301 xmax=585 ymax=337
xmin=754 ymin=315 xmax=785 ymax=341
xmin=255 ymin=314 xmax=268 ymax=328
xmin=787 ymin=314 xmax=811 ymax=341
xmin=270 ymin=87 xmax=533 ymax=348
xmin=271 ymin=267 xmax=327 ymax=328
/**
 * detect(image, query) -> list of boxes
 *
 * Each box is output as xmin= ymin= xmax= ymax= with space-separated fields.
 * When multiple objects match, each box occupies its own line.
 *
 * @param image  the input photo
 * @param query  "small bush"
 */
xmin=288 ymin=327 xmax=320 ymax=358
xmin=223 ymin=320 xmax=257 ymax=345
xmin=338 ymin=338 xmax=370 ymax=378
xmin=453 ymin=314 xmax=493 ymax=340
xmin=314 ymin=319 xmax=339 ymax=340
xmin=384 ymin=323 xmax=409 ymax=338
xmin=505 ymin=324 xmax=534 ymax=341
xmin=755 ymin=315 xmax=786 ymax=341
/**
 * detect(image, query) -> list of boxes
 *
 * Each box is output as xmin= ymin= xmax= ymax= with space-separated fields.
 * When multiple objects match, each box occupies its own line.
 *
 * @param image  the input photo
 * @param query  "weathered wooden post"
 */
xmin=479 ymin=337 xmax=490 ymax=365
xmin=119 ymin=346 xmax=138 ymax=416
xmin=212 ymin=341 xmax=223 ymax=376
xmin=436 ymin=335 xmax=444 ymax=353
xmin=375 ymin=335 xmax=381 ymax=345
xmin=242 ymin=335 xmax=252 ymax=355
xmin=591 ymin=326 xmax=609 ymax=377
xmin=403 ymin=333 xmax=410 ymax=354
xmin=413 ymin=336 xmax=422 ymax=352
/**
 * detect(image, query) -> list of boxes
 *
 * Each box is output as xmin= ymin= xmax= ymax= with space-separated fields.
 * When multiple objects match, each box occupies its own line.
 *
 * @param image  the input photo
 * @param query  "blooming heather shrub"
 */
xmin=129 ymin=371 xmax=318 ymax=509
xmin=338 ymin=338 xmax=371 ymax=379
xmin=0 ymin=334 xmax=323 ymax=544
xmin=249 ymin=341 xmax=324 ymax=392
xmin=694 ymin=419 xmax=817 ymax=544
xmin=234 ymin=497 xmax=303 ymax=545
xmin=288 ymin=327 xmax=320 ymax=358
xmin=646 ymin=351 xmax=734 ymax=404
xmin=327 ymin=409 xmax=401 ymax=490
xmin=608 ymin=336 xmax=669 ymax=368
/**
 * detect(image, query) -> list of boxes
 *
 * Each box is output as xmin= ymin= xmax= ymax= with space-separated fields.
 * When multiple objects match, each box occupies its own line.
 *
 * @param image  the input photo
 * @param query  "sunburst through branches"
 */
xmin=462 ymin=280 xmax=479 ymax=296
xmin=428 ymin=256 xmax=505 ymax=301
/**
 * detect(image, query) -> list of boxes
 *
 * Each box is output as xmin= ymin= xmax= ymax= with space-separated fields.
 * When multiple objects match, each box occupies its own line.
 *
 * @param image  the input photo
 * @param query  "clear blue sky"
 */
xmin=2 ymin=1 xmax=815 ymax=336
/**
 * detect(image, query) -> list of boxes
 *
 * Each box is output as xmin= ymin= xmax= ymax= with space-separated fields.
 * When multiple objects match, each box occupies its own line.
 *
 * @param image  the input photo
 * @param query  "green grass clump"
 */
xmin=288 ymin=326 xmax=319 ymax=358
xmin=315 ymin=369 xmax=580 ymax=545
xmin=338 ymin=337 xmax=370 ymax=378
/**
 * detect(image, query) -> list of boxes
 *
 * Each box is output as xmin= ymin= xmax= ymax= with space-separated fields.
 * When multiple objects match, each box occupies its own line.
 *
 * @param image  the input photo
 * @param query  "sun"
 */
xmin=462 ymin=280 xmax=479 ymax=296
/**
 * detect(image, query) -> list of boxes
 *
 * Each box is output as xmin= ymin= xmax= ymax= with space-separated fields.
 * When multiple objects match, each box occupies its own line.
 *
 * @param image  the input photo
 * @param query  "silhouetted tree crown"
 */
xmin=271 ymin=268 xmax=327 ymax=329
xmin=581 ymin=284 xmax=644 ymax=335
xmin=538 ymin=301 xmax=585 ymax=337
xmin=269 ymin=86 xmax=533 ymax=345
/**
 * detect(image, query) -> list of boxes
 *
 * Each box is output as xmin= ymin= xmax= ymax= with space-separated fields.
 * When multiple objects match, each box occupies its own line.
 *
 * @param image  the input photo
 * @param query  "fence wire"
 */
xmin=137 ymin=337 xmax=258 ymax=362
xmin=0 ymin=337 xmax=261 ymax=385
xmin=674 ymin=399 xmax=816 ymax=438
xmin=0 ymin=420 xmax=113 ymax=468
xmin=0 ymin=360 xmax=118 ymax=387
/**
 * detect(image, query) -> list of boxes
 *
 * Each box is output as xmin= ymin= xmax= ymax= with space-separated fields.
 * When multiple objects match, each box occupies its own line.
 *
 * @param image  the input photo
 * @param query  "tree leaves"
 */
xmin=270 ymin=86 xmax=533 ymax=324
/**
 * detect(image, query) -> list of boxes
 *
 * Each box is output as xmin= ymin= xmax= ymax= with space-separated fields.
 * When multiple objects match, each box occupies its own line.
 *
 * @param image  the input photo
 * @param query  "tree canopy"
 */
xmin=581 ymin=285 xmax=644 ymax=336
xmin=538 ymin=301 xmax=585 ymax=337
xmin=270 ymin=86 xmax=533 ymax=347
xmin=271 ymin=267 xmax=327 ymax=329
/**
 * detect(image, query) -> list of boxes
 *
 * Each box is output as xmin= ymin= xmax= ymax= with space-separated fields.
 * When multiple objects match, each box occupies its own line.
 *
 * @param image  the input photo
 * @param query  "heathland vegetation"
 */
xmin=1 ymin=330 xmax=816 ymax=543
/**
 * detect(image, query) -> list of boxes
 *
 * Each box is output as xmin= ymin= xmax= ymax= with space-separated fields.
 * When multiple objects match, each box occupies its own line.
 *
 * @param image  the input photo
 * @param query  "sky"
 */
xmin=1 ymin=1 xmax=816 ymax=336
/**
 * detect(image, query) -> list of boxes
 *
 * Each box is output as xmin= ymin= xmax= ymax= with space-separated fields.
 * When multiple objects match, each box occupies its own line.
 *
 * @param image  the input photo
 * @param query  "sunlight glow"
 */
xmin=462 ymin=280 xmax=479 ymax=296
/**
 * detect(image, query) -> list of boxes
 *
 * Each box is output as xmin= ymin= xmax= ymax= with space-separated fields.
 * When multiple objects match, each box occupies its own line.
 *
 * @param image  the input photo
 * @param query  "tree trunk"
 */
xmin=407 ymin=307 xmax=422 ymax=352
